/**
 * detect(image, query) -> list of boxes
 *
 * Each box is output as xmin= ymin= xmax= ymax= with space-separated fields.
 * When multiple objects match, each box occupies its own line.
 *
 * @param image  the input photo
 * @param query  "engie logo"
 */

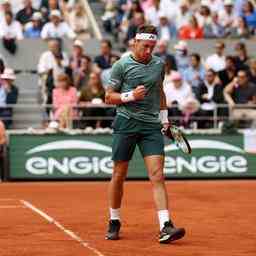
xmin=25 ymin=140 xmax=113 ymax=175
xmin=164 ymin=140 xmax=247 ymax=174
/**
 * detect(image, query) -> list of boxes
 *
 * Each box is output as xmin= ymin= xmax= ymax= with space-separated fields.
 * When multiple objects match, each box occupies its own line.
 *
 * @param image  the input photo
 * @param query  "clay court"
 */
xmin=0 ymin=180 xmax=255 ymax=256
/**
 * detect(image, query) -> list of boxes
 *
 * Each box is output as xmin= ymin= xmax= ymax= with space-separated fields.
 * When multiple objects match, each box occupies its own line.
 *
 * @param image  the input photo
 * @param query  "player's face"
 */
xmin=134 ymin=39 xmax=157 ymax=62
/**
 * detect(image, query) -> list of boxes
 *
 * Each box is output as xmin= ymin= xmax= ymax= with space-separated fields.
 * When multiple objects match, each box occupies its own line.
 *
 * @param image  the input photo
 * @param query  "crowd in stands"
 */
xmin=102 ymin=0 xmax=256 ymax=43
xmin=0 ymin=0 xmax=90 ymax=54
xmin=0 ymin=0 xmax=256 ymax=131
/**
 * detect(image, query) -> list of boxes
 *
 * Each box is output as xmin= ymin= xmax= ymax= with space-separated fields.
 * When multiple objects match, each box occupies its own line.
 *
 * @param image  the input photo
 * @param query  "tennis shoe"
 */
xmin=159 ymin=221 xmax=185 ymax=244
xmin=106 ymin=219 xmax=121 ymax=240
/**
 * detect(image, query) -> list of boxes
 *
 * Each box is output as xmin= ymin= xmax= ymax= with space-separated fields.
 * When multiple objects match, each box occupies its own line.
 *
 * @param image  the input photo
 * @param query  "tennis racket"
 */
xmin=162 ymin=125 xmax=192 ymax=154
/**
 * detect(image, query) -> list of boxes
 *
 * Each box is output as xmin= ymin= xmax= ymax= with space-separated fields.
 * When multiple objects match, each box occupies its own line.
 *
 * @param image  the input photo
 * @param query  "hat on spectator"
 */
xmin=201 ymin=0 xmax=209 ymax=6
xmin=73 ymin=39 xmax=83 ymax=48
xmin=50 ymin=10 xmax=62 ymax=18
xmin=32 ymin=12 xmax=42 ymax=20
xmin=1 ymin=68 xmax=16 ymax=80
xmin=170 ymin=71 xmax=182 ymax=81
xmin=224 ymin=0 xmax=233 ymax=5
xmin=174 ymin=40 xmax=188 ymax=51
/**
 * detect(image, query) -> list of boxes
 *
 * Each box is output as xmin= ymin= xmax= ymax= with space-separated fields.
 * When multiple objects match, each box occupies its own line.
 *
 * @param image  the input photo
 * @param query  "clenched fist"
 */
xmin=133 ymin=85 xmax=146 ymax=100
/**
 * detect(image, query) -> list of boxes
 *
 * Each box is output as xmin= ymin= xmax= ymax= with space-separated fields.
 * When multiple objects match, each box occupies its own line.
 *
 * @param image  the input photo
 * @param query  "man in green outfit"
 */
xmin=105 ymin=25 xmax=185 ymax=244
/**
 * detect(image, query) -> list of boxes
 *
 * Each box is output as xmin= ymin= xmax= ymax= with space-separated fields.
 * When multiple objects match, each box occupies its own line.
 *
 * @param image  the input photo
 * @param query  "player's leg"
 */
xmin=138 ymin=129 xmax=185 ymax=243
xmin=106 ymin=129 xmax=137 ymax=240
xmin=106 ymin=160 xmax=129 ymax=240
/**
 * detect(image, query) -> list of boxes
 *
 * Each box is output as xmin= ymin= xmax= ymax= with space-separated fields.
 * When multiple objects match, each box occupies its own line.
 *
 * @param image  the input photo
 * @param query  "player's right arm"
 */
xmin=105 ymin=61 xmax=146 ymax=105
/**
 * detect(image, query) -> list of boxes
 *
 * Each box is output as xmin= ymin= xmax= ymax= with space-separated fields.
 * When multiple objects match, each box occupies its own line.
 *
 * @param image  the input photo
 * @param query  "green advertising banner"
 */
xmin=8 ymin=133 xmax=256 ymax=180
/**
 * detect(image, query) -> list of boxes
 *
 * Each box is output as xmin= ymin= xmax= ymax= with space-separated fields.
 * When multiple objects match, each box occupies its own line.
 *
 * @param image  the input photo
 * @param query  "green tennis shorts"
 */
xmin=112 ymin=114 xmax=164 ymax=161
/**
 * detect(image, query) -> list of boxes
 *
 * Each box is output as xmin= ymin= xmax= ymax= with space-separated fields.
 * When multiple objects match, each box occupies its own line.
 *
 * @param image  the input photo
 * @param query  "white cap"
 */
xmin=32 ymin=12 xmax=42 ymax=20
xmin=224 ymin=0 xmax=233 ymax=5
xmin=174 ymin=40 xmax=188 ymax=51
xmin=50 ymin=10 xmax=61 ymax=18
xmin=73 ymin=39 xmax=83 ymax=48
xmin=1 ymin=68 xmax=16 ymax=80
xmin=201 ymin=0 xmax=209 ymax=6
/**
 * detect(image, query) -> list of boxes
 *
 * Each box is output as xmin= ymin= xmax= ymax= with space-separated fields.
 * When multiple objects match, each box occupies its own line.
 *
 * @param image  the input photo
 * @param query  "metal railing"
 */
xmin=1 ymin=103 xmax=256 ymax=129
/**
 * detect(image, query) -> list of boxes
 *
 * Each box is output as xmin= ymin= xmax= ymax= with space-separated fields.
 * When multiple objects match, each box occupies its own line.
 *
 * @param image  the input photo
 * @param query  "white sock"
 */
xmin=158 ymin=210 xmax=170 ymax=230
xmin=110 ymin=208 xmax=121 ymax=220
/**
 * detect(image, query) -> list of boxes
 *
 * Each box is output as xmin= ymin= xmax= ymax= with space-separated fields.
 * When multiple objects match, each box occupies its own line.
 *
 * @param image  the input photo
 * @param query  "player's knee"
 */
xmin=112 ymin=169 xmax=127 ymax=183
xmin=149 ymin=167 xmax=164 ymax=183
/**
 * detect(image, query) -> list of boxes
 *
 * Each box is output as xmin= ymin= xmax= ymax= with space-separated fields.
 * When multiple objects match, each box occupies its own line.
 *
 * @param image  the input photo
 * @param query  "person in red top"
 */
xmin=178 ymin=15 xmax=204 ymax=39
xmin=52 ymin=73 xmax=78 ymax=129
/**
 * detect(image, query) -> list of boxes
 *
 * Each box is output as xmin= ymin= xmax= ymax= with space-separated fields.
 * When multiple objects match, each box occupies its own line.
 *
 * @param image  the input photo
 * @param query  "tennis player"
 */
xmin=105 ymin=25 xmax=185 ymax=243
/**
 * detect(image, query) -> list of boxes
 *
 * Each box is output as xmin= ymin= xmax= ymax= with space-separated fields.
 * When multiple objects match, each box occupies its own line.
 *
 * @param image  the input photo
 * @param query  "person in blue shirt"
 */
xmin=24 ymin=12 xmax=43 ymax=38
xmin=184 ymin=53 xmax=205 ymax=93
xmin=241 ymin=1 xmax=256 ymax=31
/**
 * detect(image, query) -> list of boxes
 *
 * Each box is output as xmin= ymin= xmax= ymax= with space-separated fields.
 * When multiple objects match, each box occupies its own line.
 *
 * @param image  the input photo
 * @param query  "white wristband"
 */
xmin=120 ymin=91 xmax=135 ymax=103
xmin=160 ymin=110 xmax=169 ymax=124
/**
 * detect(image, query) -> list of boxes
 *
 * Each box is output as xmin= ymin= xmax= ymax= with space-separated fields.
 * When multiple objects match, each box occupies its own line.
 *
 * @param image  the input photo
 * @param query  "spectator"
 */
xmin=184 ymin=53 xmax=205 ymax=93
xmin=218 ymin=55 xmax=237 ymax=87
xmin=79 ymin=71 xmax=106 ymax=128
xmin=241 ymin=0 xmax=256 ymax=32
xmin=125 ymin=12 xmax=145 ymax=43
xmin=145 ymin=0 xmax=162 ymax=27
xmin=157 ymin=12 xmax=177 ymax=40
xmin=70 ymin=39 xmax=84 ymax=76
xmin=41 ymin=10 xmax=76 ymax=40
xmin=224 ymin=70 xmax=256 ymax=108
xmin=1 ymin=68 xmax=18 ymax=128
xmin=52 ymin=73 xmax=78 ymax=129
xmin=0 ymin=118 xmax=6 ymax=180
xmin=229 ymin=16 xmax=251 ymax=38
xmin=233 ymin=41 xmax=250 ymax=70
xmin=38 ymin=38 xmax=69 ymax=108
xmin=205 ymin=41 xmax=226 ymax=72
xmin=0 ymin=11 xmax=23 ymax=54
xmin=195 ymin=3 xmax=212 ymax=28
xmin=224 ymin=69 xmax=256 ymax=126
xmin=101 ymin=55 xmax=120 ymax=89
xmin=15 ymin=0 xmax=37 ymax=25
xmin=164 ymin=71 xmax=199 ymax=127
xmin=204 ymin=11 xmax=225 ymax=38
xmin=218 ymin=0 xmax=236 ymax=34
xmin=24 ymin=11 xmax=43 ymax=38
xmin=73 ymin=54 xmax=92 ymax=90
xmin=201 ymin=0 xmax=224 ymax=14
xmin=154 ymin=40 xmax=177 ymax=70
xmin=0 ymin=58 xmax=6 ymax=113
xmin=249 ymin=58 xmax=256 ymax=83
xmin=196 ymin=68 xmax=225 ymax=127
xmin=0 ymin=0 xmax=12 ymax=24
xmin=94 ymin=39 xmax=118 ymax=70
xmin=121 ymin=38 xmax=135 ymax=58
xmin=179 ymin=15 xmax=204 ymax=39
xmin=175 ymin=0 xmax=191 ymax=30
xmin=68 ymin=2 xmax=90 ymax=39
xmin=40 ymin=0 xmax=60 ymax=22
xmin=174 ymin=40 xmax=189 ymax=77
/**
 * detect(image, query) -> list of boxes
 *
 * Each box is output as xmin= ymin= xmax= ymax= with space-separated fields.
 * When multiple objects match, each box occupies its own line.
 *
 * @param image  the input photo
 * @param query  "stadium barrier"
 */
xmin=6 ymin=130 xmax=256 ymax=181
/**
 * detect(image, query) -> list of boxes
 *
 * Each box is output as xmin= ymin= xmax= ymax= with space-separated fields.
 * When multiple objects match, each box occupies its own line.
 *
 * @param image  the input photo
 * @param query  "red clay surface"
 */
xmin=0 ymin=181 xmax=256 ymax=256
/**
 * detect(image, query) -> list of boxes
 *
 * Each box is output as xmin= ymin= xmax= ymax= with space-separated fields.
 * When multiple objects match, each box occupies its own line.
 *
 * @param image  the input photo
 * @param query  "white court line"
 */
xmin=20 ymin=200 xmax=105 ymax=256
xmin=0 ymin=205 xmax=25 ymax=208
xmin=0 ymin=198 xmax=17 ymax=201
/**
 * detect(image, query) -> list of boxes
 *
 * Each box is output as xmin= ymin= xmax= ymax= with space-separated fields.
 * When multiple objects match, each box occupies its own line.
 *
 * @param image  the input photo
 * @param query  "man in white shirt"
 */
xmin=0 ymin=11 xmax=23 ymax=40
xmin=205 ymin=41 xmax=226 ymax=72
xmin=41 ymin=9 xmax=76 ymax=40
xmin=145 ymin=0 xmax=162 ymax=27
xmin=218 ymin=0 xmax=236 ymax=29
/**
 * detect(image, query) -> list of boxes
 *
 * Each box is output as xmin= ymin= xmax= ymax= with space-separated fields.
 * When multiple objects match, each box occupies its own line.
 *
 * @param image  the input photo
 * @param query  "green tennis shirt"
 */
xmin=108 ymin=54 xmax=165 ymax=123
